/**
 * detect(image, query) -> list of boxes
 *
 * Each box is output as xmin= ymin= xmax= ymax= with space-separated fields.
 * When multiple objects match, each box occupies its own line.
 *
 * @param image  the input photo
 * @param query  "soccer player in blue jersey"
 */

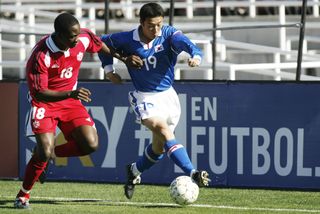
xmin=98 ymin=2 xmax=211 ymax=199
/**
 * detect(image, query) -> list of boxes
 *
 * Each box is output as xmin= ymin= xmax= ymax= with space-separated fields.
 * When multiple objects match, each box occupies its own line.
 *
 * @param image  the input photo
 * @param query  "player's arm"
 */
xmin=98 ymin=43 xmax=123 ymax=84
xmin=35 ymin=88 xmax=92 ymax=103
xmin=100 ymin=34 xmax=143 ymax=66
xmin=170 ymin=31 xmax=203 ymax=67
xmin=99 ymin=43 xmax=127 ymax=66
xmin=105 ymin=72 xmax=123 ymax=84
xmin=98 ymin=34 xmax=143 ymax=84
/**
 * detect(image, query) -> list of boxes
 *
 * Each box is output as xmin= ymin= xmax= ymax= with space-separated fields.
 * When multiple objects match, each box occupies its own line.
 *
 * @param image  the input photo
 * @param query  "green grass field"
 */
xmin=1 ymin=180 xmax=320 ymax=213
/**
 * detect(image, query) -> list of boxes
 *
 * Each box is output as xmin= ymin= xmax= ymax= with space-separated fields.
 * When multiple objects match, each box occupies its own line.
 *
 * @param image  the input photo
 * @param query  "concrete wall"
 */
xmin=0 ymin=82 xmax=19 ymax=178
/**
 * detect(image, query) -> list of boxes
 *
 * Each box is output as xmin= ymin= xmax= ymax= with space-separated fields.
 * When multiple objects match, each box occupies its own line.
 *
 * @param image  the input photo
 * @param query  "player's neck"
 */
xmin=138 ymin=27 xmax=151 ymax=44
xmin=52 ymin=33 xmax=68 ymax=51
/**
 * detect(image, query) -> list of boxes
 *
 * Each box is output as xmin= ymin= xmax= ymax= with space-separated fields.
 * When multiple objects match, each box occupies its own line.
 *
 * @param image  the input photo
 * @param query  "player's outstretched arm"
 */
xmin=100 ymin=43 xmax=143 ymax=69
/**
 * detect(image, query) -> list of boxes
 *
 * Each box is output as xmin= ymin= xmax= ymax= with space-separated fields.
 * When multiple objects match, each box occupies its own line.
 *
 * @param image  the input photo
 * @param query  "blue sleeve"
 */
xmin=170 ymin=31 xmax=203 ymax=59
xmin=98 ymin=34 xmax=114 ymax=69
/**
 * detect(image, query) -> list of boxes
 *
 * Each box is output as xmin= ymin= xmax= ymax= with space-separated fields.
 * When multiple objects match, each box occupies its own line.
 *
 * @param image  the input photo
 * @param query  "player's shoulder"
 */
xmin=161 ymin=25 xmax=178 ymax=37
xmin=31 ymin=36 xmax=50 ymax=56
xmin=80 ymin=28 xmax=94 ymax=35
xmin=79 ymin=28 xmax=99 ymax=40
xmin=101 ymin=29 xmax=134 ymax=43
xmin=107 ymin=29 xmax=133 ymax=38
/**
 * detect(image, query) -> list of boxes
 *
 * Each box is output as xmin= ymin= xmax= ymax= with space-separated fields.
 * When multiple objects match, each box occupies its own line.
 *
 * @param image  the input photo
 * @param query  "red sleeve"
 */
xmin=27 ymin=49 xmax=49 ymax=96
xmin=80 ymin=28 xmax=103 ymax=53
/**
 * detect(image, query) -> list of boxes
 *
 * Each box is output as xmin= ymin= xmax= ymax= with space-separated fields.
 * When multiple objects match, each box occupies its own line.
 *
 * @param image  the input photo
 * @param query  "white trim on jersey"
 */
xmin=44 ymin=51 xmax=51 ymax=68
xmin=132 ymin=27 xmax=163 ymax=50
xmin=79 ymin=37 xmax=90 ymax=50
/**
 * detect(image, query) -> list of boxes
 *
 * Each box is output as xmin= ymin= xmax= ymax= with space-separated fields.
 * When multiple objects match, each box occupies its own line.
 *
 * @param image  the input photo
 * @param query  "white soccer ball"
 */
xmin=169 ymin=175 xmax=199 ymax=205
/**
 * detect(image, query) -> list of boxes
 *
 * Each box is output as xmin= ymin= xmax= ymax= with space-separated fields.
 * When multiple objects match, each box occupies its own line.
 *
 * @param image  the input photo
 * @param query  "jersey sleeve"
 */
xmin=80 ymin=28 xmax=103 ymax=53
xmin=98 ymin=34 xmax=118 ymax=73
xmin=27 ymin=51 xmax=49 ymax=95
xmin=170 ymin=30 xmax=203 ymax=60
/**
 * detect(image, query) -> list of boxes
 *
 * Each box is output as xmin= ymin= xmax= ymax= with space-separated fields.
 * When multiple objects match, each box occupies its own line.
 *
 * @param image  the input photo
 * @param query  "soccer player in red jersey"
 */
xmin=13 ymin=12 xmax=133 ymax=209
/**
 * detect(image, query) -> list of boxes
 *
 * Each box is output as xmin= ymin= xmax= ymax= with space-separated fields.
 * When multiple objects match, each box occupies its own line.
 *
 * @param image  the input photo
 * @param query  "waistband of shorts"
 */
xmin=135 ymin=86 xmax=174 ymax=95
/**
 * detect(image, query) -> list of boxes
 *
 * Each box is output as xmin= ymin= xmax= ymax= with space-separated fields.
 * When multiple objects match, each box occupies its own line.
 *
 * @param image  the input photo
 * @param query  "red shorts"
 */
xmin=27 ymin=99 xmax=95 ymax=140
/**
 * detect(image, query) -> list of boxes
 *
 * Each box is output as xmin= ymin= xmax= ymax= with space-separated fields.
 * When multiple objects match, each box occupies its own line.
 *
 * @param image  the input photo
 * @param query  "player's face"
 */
xmin=141 ymin=16 xmax=163 ymax=41
xmin=58 ymin=24 xmax=80 ymax=49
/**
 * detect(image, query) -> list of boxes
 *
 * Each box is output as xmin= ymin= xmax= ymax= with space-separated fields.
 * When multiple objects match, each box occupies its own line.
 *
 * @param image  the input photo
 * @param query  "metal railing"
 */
xmin=0 ymin=0 xmax=320 ymax=81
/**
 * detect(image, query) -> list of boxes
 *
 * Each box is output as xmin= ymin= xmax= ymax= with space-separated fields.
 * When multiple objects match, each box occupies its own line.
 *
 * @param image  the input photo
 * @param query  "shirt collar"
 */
xmin=46 ymin=34 xmax=69 ymax=53
xmin=133 ymin=26 xmax=162 ymax=42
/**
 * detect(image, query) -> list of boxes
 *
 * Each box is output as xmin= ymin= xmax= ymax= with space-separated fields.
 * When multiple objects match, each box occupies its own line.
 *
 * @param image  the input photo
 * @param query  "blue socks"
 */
xmin=136 ymin=139 xmax=194 ymax=175
xmin=136 ymin=144 xmax=164 ymax=173
xmin=164 ymin=139 xmax=194 ymax=175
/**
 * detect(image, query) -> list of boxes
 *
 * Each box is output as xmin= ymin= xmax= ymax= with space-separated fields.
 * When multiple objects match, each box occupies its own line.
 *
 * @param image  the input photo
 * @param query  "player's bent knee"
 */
xmin=38 ymin=147 xmax=54 ymax=162
xmin=88 ymin=139 xmax=99 ymax=152
xmin=83 ymin=134 xmax=99 ymax=154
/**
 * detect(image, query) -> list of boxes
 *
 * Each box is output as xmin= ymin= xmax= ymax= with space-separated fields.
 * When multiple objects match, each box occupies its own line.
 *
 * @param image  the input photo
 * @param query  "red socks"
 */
xmin=17 ymin=155 xmax=47 ymax=198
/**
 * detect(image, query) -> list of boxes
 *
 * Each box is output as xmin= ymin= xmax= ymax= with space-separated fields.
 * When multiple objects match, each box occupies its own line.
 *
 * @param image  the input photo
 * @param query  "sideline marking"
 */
xmin=2 ymin=195 xmax=320 ymax=213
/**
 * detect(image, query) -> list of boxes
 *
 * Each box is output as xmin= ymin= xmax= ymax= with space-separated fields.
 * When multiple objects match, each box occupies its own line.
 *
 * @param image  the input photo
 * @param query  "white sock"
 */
xmin=131 ymin=163 xmax=141 ymax=177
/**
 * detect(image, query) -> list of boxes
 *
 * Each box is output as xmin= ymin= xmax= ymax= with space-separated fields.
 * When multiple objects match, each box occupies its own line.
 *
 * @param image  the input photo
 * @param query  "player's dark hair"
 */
xmin=54 ymin=13 xmax=79 ymax=33
xmin=139 ymin=2 xmax=164 ymax=22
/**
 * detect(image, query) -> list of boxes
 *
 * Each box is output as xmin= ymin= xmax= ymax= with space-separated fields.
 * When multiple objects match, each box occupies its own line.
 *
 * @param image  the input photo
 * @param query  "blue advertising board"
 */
xmin=18 ymin=81 xmax=320 ymax=189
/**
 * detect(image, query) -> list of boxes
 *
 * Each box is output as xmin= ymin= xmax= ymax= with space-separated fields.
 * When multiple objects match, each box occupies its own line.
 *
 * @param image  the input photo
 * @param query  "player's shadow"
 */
xmin=0 ymin=199 xmax=184 ymax=209
xmin=89 ymin=201 xmax=183 ymax=209
xmin=0 ymin=199 xmax=61 ymax=209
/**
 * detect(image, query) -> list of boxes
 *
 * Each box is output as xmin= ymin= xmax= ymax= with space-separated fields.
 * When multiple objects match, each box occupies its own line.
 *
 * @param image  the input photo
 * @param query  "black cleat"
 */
xmin=124 ymin=164 xmax=141 ymax=199
xmin=191 ymin=170 xmax=211 ymax=187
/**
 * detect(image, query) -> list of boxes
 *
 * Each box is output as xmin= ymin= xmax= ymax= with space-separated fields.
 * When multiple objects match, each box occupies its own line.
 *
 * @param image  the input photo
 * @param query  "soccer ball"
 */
xmin=169 ymin=176 xmax=199 ymax=205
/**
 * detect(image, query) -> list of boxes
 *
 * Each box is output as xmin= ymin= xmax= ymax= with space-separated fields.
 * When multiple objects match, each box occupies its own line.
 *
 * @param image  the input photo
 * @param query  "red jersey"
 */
xmin=26 ymin=28 xmax=102 ymax=106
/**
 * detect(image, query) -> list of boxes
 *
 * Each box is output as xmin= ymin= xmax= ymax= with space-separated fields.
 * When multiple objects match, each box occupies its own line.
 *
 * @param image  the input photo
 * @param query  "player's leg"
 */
xmin=125 ymin=116 xmax=196 ymax=200
xmin=15 ymin=132 xmax=55 ymax=209
xmin=143 ymin=117 xmax=195 ymax=175
xmin=124 ymin=132 xmax=164 ymax=199
xmin=135 ymin=132 xmax=164 ymax=173
xmin=32 ymin=145 xmax=52 ymax=184
xmin=163 ymin=87 xmax=211 ymax=186
xmin=161 ymin=126 xmax=210 ymax=186
xmin=54 ymin=125 xmax=98 ymax=157
xmin=54 ymin=105 xmax=98 ymax=157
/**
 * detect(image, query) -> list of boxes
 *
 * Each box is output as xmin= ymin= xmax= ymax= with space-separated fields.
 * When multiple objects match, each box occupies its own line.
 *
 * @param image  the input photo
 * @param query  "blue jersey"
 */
xmin=99 ymin=25 xmax=202 ymax=92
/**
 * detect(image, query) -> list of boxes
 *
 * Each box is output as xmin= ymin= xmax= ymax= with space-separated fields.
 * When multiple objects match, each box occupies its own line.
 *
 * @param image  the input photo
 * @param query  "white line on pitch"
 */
xmin=2 ymin=195 xmax=320 ymax=213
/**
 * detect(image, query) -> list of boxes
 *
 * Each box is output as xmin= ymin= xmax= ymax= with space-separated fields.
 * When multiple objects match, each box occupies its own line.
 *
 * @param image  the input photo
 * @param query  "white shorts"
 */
xmin=128 ymin=87 xmax=181 ymax=131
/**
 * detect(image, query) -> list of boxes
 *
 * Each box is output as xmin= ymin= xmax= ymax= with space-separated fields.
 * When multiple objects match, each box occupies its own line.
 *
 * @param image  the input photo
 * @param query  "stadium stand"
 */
xmin=0 ymin=0 xmax=320 ymax=80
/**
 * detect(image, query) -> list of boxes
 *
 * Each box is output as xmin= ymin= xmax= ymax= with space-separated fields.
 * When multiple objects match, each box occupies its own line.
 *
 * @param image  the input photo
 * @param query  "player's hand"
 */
xmin=106 ymin=72 xmax=123 ymax=84
xmin=124 ymin=55 xmax=144 ymax=69
xmin=71 ymin=87 xmax=92 ymax=102
xmin=188 ymin=58 xmax=201 ymax=67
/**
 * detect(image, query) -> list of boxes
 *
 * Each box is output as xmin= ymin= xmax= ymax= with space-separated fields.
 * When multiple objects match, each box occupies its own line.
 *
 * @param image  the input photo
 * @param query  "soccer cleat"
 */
xmin=191 ymin=170 xmax=211 ymax=187
xmin=124 ymin=164 xmax=141 ymax=199
xmin=14 ymin=197 xmax=30 ymax=209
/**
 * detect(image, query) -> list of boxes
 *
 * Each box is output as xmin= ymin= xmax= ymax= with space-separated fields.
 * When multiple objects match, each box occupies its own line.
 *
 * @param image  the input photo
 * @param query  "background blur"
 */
xmin=1 ymin=0 xmax=320 ymax=81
